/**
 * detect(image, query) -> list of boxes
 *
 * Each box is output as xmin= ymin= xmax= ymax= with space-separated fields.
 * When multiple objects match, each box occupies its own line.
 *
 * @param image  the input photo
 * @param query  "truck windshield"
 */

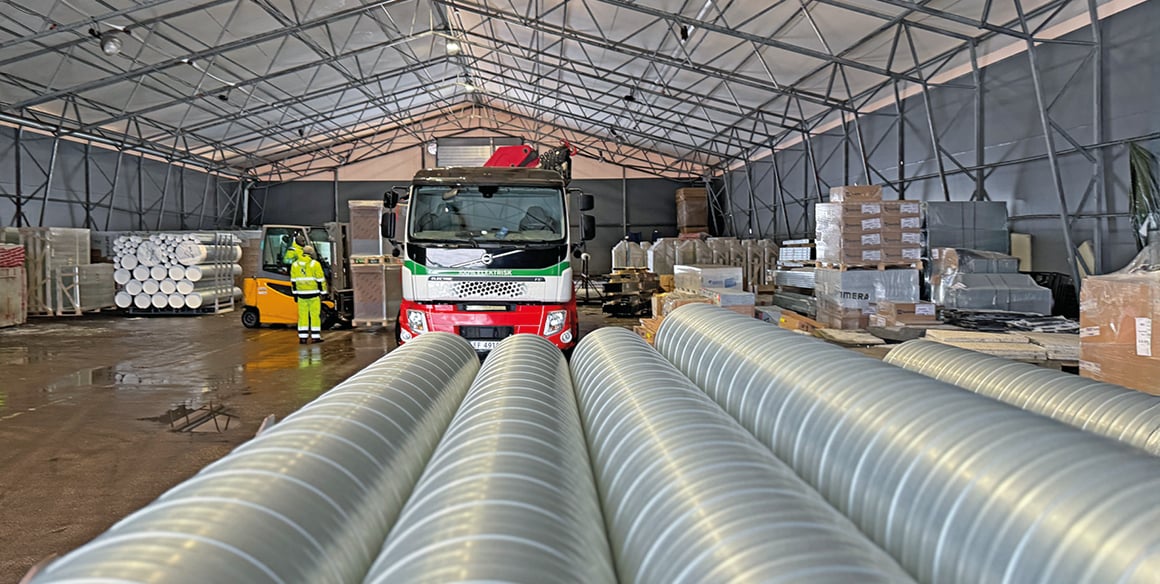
xmin=409 ymin=185 xmax=566 ymax=244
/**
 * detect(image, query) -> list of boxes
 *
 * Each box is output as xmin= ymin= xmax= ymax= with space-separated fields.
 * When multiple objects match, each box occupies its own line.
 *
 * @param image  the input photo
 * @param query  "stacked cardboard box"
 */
xmin=701 ymin=287 xmax=755 ymax=317
xmin=871 ymin=300 xmax=938 ymax=327
xmin=816 ymin=186 xmax=923 ymax=267
xmin=1079 ymin=273 xmax=1160 ymax=394
xmin=777 ymin=239 xmax=813 ymax=267
xmin=814 ymin=268 xmax=920 ymax=329
xmin=676 ymin=188 xmax=709 ymax=234
xmin=673 ymin=264 xmax=743 ymax=292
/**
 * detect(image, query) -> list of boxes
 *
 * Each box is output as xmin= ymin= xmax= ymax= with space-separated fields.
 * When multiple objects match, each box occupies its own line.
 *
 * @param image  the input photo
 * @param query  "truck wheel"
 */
xmin=241 ymin=307 xmax=261 ymax=328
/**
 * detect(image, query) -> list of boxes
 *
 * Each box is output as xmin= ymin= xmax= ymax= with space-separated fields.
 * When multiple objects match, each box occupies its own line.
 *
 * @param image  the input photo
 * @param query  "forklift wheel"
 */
xmin=321 ymin=305 xmax=340 ymax=330
xmin=241 ymin=307 xmax=261 ymax=328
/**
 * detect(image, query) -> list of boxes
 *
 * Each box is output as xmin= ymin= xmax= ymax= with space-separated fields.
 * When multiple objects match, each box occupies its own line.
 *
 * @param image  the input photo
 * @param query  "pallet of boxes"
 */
xmin=637 ymin=264 xmax=752 ymax=344
xmin=1079 ymin=258 xmax=1160 ymax=394
xmin=676 ymin=188 xmax=709 ymax=235
xmin=349 ymin=200 xmax=401 ymax=328
xmin=813 ymin=185 xmax=923 ymax=329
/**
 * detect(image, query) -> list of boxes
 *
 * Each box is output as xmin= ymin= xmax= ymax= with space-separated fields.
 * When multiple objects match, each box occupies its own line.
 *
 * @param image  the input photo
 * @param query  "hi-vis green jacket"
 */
xmin=290 ymin=258 xmax=327 ymax=297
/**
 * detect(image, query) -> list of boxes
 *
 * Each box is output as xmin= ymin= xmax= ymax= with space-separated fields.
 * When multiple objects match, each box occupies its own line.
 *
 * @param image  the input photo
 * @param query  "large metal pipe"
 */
xmin=655 ymin=304 xmax=1160 ymax=584
xmin=885 ymin=339 xmax=1160 ymax=455
xmin=31 ymin=333 xmax=479 ymax=584
xmin=364 ymin=335 xmax=616 ymax=584
xmin=571 ymin=327 xmax=915 ymax=584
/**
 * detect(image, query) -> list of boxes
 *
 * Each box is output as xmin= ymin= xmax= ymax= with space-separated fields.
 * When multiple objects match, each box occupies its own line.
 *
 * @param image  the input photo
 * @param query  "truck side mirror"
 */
xmin=381 ymin=210 xmax=396 ymax=239
xmin=580 ymin=214 xmax=596 ymax=241
xmin=578 ymin=193 xmax=594 ymax=212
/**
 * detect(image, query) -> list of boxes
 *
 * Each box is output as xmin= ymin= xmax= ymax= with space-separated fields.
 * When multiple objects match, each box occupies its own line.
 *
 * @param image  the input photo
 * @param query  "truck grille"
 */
xmin=432 ymin=280 xmax=528 ymax=299
xmin=459 ymin=326 xmax=515 ymax=340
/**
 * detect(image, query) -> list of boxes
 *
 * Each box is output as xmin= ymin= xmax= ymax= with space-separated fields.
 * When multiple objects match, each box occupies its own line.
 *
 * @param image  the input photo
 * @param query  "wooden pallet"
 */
xmin=1023 ymin=332 xmax=1080 ymax=361
xmin=939 ymin=340 xmax=1048 ymax=361
xmin=925 ymin=329 xmax=1029 ymax=344
xmin=816 ymin=328 xmax=885 ymax=346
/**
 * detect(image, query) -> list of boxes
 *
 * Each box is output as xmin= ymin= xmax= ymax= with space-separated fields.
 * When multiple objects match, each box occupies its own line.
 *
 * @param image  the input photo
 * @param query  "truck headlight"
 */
xmin=406 ymin=309 xmax=428 ymax=334
xmin=544 ymin=310 xmax=567 ymax=336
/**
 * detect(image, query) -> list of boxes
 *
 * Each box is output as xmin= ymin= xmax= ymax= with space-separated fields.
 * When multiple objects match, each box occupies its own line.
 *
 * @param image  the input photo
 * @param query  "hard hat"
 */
xmin=303 ymin=245 xmax=317 ymax=258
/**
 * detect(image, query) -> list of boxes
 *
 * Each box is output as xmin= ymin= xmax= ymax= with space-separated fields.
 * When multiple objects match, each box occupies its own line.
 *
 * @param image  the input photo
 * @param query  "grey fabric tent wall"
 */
xmin=252 ymin=178 xmax=686 ymax=274
xmin=718 ymin=0 xmax=1159 ymax=275
xmin=0 ymin=126 xmax=240 ymax=231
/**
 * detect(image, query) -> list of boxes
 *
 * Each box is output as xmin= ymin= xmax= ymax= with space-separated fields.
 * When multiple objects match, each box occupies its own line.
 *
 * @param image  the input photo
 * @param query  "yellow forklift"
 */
xmin=240 ymin=224 xmax=353 ymax=329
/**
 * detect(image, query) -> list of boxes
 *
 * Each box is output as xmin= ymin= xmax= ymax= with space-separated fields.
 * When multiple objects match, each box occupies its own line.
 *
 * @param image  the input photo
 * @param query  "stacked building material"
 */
xmin=777 ymin=238 xmax=814 ymax=267
xmin=815 ymin=190 xmax=924 ymax=268
xmin=0 ymin=244 xmax=26 ymax=327
xmin=932 ymin=247 xmax=1052 ymax=313
xmin=814 ymin=267 xmax=920 ymax=329
xmin=1 ymin=227 xmax=107 ymax=315
xmin=675 ymin=187 xmax=708 ymax=234
xmin=1080 ymin=271 xmax=1160 ymax=393
xmin=112 ymin=232 xmax=241 ymax=312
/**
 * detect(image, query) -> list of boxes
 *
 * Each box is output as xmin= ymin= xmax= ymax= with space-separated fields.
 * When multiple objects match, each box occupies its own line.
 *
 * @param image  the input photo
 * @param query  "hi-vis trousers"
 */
xmin=297 ymin=295 xmax=322 ymax=340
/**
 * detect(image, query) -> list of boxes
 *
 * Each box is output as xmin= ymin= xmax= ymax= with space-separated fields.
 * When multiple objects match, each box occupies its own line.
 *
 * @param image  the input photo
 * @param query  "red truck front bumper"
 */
xmin=397 ymin=299 xmax=579 ymax=351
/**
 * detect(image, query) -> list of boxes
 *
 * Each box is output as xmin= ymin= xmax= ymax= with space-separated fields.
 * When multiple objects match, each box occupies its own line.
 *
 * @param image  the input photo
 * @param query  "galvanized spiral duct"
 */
xmin=363 ymin=335 xmax=616 ymax=584
xmin=885 ymin=339 xmax=1160 ymax=456
xmin=32 ymin=333 xmax=479 ymax=584
xmin=571 ymin=327 xmax=915 ymax=584
xmin=655 ymin=304 xmax=1160 ymax=584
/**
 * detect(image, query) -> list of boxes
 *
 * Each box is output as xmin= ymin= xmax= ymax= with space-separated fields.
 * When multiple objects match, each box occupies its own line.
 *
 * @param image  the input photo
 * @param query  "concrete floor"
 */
xmin=0 ymin=305 xmax=629 ymax=581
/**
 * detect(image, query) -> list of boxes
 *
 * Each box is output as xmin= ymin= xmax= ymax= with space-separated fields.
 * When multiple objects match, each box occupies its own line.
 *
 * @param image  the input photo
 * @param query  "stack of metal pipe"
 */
xmin=885 ymin=339 xmax=1160 ymax=455
xmin=655 ymin=304 xmax=1160 ymax=584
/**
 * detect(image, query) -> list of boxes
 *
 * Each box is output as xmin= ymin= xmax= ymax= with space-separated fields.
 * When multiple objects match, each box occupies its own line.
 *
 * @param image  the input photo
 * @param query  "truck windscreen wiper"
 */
xmin=455 ymin=230 xmax=480 ymax=248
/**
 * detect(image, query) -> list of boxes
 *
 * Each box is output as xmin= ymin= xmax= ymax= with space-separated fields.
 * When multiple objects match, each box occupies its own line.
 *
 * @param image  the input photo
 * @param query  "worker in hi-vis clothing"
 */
xmin=283 ymin=233 xmax=306 ymax=269
xmin=291 ymin=245 xmax=327 ymax=344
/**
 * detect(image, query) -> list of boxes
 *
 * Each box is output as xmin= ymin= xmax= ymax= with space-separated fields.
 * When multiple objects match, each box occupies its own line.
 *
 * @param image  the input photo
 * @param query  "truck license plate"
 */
xmin=469 ymin=340 xmax=500 ymax=351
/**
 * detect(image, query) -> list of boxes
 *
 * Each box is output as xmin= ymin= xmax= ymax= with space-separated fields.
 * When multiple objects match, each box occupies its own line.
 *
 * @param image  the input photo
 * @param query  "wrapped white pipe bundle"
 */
xmin=167 ymin=294 xmax=185 ymax=309
xmin=132 ymin=265 xmax=150 ymax=281
xmin=119 ymin=254 xmax=138 ymax=270
xmin=113 ymin=269 xmax=131 ymax=285
xmin=124 ymin=280 xmax=143 ymax=296
xmin=114 ymin=291 xmax=132 ymax=309
xmin=185 ymin=287 xmax=242 ymax=309
xmin=168 ymin=265 xmax=185 ymax=280
xmin=159 ymin=279 xmax=177 ymax=295
xmin=132 ymin=294 xmax=150 ymax=310
xmin=149 ymin=266 xmax=167 ymax=280
xmin=141 ymin=280 xmax=159 ymax=295
xmin=174 ymin=242 xmax=242 ymax=266
xmin=184 ymin=263 xmax=242 ymax=282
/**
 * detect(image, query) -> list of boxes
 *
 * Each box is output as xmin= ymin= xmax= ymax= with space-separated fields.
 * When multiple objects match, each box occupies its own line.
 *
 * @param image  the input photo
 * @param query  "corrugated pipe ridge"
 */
xmin=571 ymin=327 xmax=915 ymax=584
xmin=885 ymin=339 xmax=1160 ymax=456
xmin=655 ymin=304 xmax=1160 ymax=584
xmin=363 ymin=334 xmax=616 ymax=584
xmin=32 ymin=332 xmax=479 ymax=584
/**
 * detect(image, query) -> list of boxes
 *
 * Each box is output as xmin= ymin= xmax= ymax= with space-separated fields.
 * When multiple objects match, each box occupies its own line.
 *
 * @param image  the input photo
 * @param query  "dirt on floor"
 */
xmin=0 ymin=313 xmax=395 ymax=582
xmin=0 ymin=306 xmax=631 ymax=581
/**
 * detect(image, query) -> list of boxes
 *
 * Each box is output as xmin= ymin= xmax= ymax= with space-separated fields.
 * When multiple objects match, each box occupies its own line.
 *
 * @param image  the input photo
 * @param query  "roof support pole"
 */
xmin=1087 ymin=0 xmax=1106 ymax=273
xmin=894 ymin=82 xmax=906 ymax=200
xmin=83 ymin=143 xmax=93 ymax=229
xmin=37 ymin=136 xmax=59 ymax=227
xmin=1013 ymin=0 xmax=1083 ymax=294
xmin=14 ymin=127 xmax=24 ymax=227
xmin=970 ymin=43 xmax=988 ymax=201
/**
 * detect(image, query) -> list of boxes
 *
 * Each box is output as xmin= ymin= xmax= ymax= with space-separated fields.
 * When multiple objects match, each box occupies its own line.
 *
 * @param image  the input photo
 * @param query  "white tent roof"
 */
xmin=0 ymin=0 xmax=1107 ymax=179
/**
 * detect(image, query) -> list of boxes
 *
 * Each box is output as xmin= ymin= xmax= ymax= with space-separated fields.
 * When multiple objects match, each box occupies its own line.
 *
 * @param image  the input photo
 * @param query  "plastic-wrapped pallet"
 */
xmin=0 ymin=267 xmax=26 ymax=327
xmin=815 ymin=268 xmax=920 ymax=329
xmin=701 ymin=287 xmax=755 ymax=317
xmin=674 ymin=264 xmax=743 ymax=292
xmin=940 ymin=273 xmax=1052 ymax=314
xmin=352 ymin=262 xmax=388 ymax=326
xmin=348 ymin=200 xmax=385 ymax=256
xmin=1080 ymin=266 xmax=1160 ymax=393
xmin=815 ymin=201 xmax=923 ymax=266
xmin=611 ymin=240 xmax=646 ymax=269
xmin=647 ymin=239 xmax=676 ymax=275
